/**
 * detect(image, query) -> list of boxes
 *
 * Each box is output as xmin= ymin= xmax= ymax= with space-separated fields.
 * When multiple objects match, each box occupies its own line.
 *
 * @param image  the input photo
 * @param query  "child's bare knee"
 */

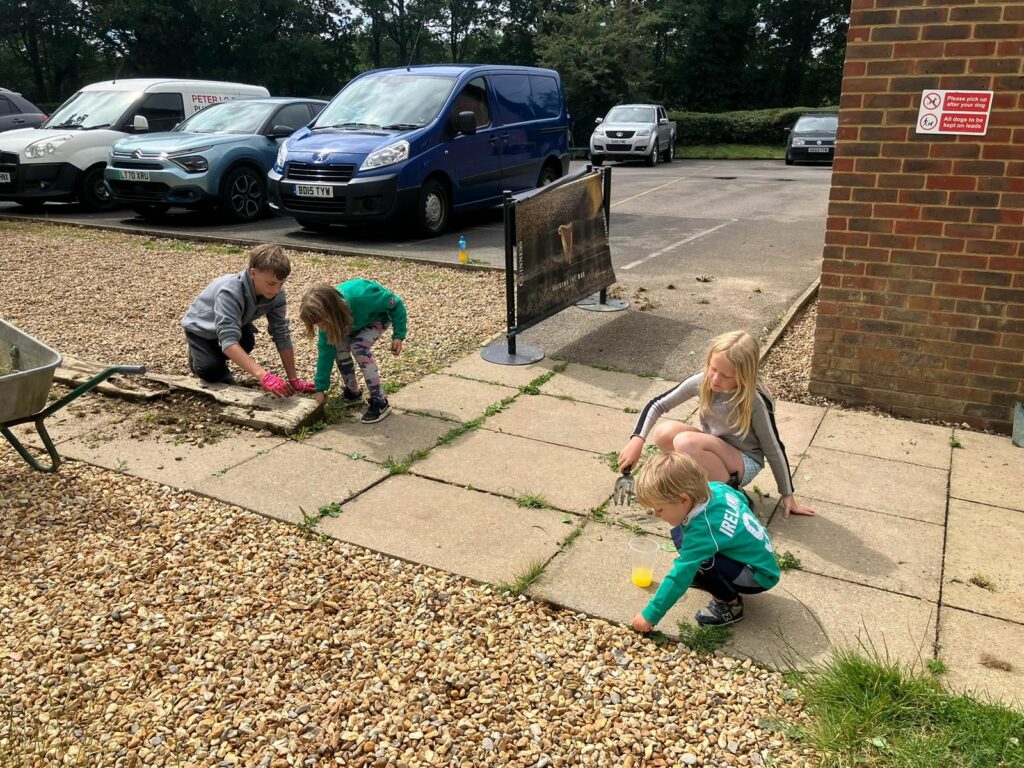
xmin=672 ymin=431 xmax=700 ymax=454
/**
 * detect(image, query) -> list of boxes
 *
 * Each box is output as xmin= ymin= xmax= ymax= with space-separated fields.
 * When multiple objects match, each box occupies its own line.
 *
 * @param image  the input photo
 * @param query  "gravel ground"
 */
xmin=0 ymin=452 xmax=815 ymax=768
xmin=760 ymin=300 xmax=823 ymax=407
xmin=0 ymin=220 xmax=505 ymax=390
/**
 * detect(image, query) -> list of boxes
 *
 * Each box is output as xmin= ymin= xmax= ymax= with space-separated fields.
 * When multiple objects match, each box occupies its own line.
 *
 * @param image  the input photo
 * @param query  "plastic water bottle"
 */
xmin=458 ymin=234 xmax=468 ymax=264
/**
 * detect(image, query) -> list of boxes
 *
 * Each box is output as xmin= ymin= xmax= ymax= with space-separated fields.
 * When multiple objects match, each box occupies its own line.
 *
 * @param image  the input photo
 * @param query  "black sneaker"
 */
xmin=695 ymin=597 xmax=744 ymax=626
xmin=361 ymin=397 xmax=392 ymax=424
xmin=342 ymin=387 xmax=363 ymax=403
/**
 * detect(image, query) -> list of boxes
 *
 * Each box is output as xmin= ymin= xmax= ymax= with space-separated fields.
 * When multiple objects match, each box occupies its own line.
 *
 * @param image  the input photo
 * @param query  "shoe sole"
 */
xmin=361 ymin=405 xmax=392 ymax=424
xmin=694 ymin=613 xmax=744 ymax=627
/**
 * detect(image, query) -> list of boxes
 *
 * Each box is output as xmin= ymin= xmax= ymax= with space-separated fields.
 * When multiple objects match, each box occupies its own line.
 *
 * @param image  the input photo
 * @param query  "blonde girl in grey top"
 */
xmin=617 ymin=330 xmax=815 ymax=519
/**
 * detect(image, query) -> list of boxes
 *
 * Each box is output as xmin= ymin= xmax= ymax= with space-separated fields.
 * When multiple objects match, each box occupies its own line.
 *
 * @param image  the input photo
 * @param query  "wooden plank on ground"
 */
xmin=57 ymin=356 xmax=322 ymax=434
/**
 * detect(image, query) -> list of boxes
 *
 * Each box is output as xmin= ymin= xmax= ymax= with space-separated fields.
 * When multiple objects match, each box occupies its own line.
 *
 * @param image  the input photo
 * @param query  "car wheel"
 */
xmin=645 ymin=144 xmax=658 ymax=167
xmin=220 ymin=166 xmax=266 ymax=223
xmin=537 ymin=164 xmax=560 ymax=187
xmin=785 ymin=151 xmax=794 ymax=166
xmin=416 ymin=178 xmax=449 ymax=237
xmin=296 ymin=217 xmax=332 ymax=232
xmin=591 ymin=155 xmax=604 ymax=166
xmin=79 ymin=165 xmax=118 ymax=212
xmin=131 ymin=204 xmax=171 ymax=221
xmin=662 ymin=140 xmax=674 ymax=163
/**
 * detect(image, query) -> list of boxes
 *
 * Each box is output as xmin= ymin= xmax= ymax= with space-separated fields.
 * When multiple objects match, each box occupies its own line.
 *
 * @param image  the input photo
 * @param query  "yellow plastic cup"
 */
xmin=629 ymin=536 xmax=659 ymax=588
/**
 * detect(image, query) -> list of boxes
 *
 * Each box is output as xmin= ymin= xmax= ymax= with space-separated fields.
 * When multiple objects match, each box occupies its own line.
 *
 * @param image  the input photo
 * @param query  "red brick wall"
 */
xmin=810 ymin=0 xmax=1024 ymax=432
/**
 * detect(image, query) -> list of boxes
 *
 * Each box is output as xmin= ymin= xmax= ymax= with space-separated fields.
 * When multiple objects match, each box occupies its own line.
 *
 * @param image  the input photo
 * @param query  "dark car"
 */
xmin=784 ymin=113 xmax=837 ymax=165
xmin=0 ymin=88 xmax=46 ymax=133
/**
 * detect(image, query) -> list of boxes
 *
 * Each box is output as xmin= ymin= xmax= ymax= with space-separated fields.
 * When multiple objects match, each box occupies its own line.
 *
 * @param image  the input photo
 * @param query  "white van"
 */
xmin=0 ymin=78 xmax=269 ymax=211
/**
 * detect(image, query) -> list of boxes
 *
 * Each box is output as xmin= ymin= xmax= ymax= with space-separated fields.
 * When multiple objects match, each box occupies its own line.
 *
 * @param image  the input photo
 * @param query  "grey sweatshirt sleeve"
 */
xmin=750 ymin=392 xmax=794 ymax=497
xmin=213 ymin=284 xmax=246 ymax=351
xmin=265 ymin=288 xmax=293 ymax=352
xmin=630 ymin=373 xmax=703 ymax=440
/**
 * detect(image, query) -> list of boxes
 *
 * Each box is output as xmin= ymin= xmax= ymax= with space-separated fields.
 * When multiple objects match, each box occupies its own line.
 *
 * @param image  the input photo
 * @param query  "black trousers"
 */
xmin=185 ymin=325 xmax=255 ymax=383
xmin=690 ymin=553 xmax=767 ymax=603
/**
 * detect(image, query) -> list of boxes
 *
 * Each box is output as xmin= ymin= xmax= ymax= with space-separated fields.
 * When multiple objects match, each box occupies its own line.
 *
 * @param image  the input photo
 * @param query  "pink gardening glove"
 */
xmin=260 ymin=372 xmax=292 ymax=398
xmin=289 ymin=378 xmax=316 ymax=394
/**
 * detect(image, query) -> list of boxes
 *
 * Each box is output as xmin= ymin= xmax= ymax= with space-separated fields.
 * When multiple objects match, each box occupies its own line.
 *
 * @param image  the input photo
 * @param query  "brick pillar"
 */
xmin=809 ymin=0 xmax=1024 ymax=432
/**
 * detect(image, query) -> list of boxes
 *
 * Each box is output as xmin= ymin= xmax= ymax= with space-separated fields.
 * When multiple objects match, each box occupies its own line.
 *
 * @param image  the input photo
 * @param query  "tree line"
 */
xmin=0 ymin=0 xmax=848 ymax=139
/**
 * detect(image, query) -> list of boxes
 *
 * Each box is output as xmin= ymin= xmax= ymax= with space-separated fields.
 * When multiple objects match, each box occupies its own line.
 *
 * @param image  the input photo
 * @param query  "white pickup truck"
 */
xmin=589 ymin=104 xmax=676 ymax=166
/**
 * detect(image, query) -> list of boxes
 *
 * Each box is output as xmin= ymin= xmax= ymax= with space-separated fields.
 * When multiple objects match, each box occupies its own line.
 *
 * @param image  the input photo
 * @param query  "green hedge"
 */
xmin=668 ymin=106 xmax=839 ymax=146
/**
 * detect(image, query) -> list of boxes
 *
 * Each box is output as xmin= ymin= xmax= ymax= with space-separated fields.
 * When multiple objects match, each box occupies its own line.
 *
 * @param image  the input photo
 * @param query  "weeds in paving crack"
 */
xmin=776 ymin=551 xmax=802 ymax=571
xmin=560 ymin=525 xmax=583 ymax=549
xmin=590 ymin=502 xmax=609 ymax=522
xmin=599 ymin=451 xmax=620 ymax=472
xmin=291 ymin=421 xmax=325 ymax=442
xmin=115 ymin=458 xmax=128 ymax=472
xmin=926 ymin=658 xmax=948 ymax=676
xmin=676 ymin=621 xmax=733 ymax=654
xmin=436 ymin=418 xmax=483 ymax=445
xmin=483 ymin=395 xmax=517 ymax=418
xmin=496 ymin=559 xmax=547 ymax=596
xmin=949 ymin=436 xmax=963 ymax=448
xmin=515 ymin=492 xmax=553 ymax=509
xmin=297 ymin=507 xmax=322 ymax=538
xmin=319 ymin=501 xmax=343 ymax=518
xmin=968 ymin=573 xmax=996 ymax=591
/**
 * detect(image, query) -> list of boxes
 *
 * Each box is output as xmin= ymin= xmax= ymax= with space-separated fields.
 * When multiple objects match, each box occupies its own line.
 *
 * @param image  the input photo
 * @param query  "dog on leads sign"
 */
xmin=916 ymin=90 xmax=993 ymax=136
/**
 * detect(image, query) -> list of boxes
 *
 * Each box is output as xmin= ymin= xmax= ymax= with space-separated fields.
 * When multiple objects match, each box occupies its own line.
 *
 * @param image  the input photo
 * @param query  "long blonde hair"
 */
xmin=299 ymin=284 xmax=352 ymax=346
xmin=698 ymin=331 xmax=760 ymax=439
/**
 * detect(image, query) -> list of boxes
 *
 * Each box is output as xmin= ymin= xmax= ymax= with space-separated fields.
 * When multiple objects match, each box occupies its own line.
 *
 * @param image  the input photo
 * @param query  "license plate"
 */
xmin=808 ymin=147 xmax=830 ymax=153
xmin=294 ymin=184 xmax=333 ymax=198
xmin=0 ymin=172 xmax=10 ymax=184
xmin=607 ymin=141 xmax=629 ymax=147
xmin=117 ymin=169 xmax=151 ymax=181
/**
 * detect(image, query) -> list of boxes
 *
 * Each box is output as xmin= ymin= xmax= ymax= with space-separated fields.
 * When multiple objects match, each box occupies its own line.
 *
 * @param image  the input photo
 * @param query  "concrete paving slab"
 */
xmin=793 ymin=448 xmax=948 ymax=525
xmin=770 ymin=498 xmax=944 ymax=601
xmin=944 ymin=499 xmax=1024 ymax=624
xmin=6 ymin=399 xmax=121 ymax=449
xmin=442 ymin=352 xmax=556 ymax=389
xmin=773 ymin=400 xmax=828 ymax=461
xmin=950 ymin=429 xmax=1024 ymax=513
xmin=394 ymin=373 xmax=518 ymax=423
xmin=531 ymin=525 xmax=936 ymax=669
xmin=483 ymin=394 xmax=639 ymax=455
xmin=61 ymin=431 xmax=285 ymax=490
xmin=938 ymin=607 xmax=1024 ymax=709
xmin=412 ymin=429 xmax=613 ymax=513
xmin=195 ymin=441 xmax=388 ymax=524
xmin=304 ymin=411 xmax=453 ymax=464
xmin=814 ymin=410 xmax=951 ymax=469
xmin=320 ymin=474 xmax=573 ymax=584
xmin=539 ymin=363 xmax=685 ymax=413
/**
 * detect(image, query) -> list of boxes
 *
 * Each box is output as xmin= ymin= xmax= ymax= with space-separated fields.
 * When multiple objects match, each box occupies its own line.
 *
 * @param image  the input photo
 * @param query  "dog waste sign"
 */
xmin=916 ymin=90 xmax=993 ymax=135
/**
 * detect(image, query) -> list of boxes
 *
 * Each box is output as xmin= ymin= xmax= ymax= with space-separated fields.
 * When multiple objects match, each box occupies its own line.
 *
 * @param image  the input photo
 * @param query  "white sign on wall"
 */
xmin=916 ymin=90 xmax=993 ymax=135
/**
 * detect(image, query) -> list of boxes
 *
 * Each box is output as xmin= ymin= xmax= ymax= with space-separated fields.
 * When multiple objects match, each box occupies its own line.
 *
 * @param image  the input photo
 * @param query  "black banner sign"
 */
xmin=513 ymin=170 xmax=615 ymax=331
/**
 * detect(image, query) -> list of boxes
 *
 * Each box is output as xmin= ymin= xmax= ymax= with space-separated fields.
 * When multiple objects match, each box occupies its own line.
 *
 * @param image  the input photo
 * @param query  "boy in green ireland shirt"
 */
xmin=631 ymin=452 xmax=780 ymax=631
xmin=298 ymin=280 xmax=407 ymax=424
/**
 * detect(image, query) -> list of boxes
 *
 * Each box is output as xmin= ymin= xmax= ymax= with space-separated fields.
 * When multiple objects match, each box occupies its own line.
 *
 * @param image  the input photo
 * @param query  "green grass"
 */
xmin=794 ymin=648 xmax=1024 ymax=768
xmin=559 ymin=525 xmax=583 ymax=549
xmin=515 ymin=492 xmax=553 ymax=509
xmin=926 ymin=658 xmax=948 ymax=676
xmin=674 ymin=143 xmax=785 ymax=160
xmin=949 ymin=436 xmax=963 ymax=448
xmin=496 ymin=559 xmax=547 ymax=596
xmin=318 ymin=501 xmax=343 ymax=517
xmin=676 ymin=621 xmax=733 ymax=654
xmin=600 ymin=451 xmax=620 ymax=472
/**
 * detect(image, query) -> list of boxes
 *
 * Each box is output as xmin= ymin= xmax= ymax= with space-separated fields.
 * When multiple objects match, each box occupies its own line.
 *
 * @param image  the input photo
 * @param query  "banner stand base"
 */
xmin=576 ymin=293 xmax=629 ymax=312
xmin=481 ymin=342 xmax=545 ymax=366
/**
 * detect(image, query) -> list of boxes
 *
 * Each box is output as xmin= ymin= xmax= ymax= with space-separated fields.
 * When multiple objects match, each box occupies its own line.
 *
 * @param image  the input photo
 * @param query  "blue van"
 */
xmin=267 ymin=65 xmax=571 ymax=236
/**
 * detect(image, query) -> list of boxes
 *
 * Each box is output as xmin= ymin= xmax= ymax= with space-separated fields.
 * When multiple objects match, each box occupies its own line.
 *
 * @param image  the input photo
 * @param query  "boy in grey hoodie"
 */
xmin=181 ymin=244 xmax=313 ymax=396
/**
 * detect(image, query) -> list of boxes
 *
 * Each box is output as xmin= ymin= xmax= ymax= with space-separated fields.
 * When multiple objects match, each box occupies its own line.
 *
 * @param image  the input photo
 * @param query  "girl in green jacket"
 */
xmin=299 ymin=280 xmax=408 ymax=424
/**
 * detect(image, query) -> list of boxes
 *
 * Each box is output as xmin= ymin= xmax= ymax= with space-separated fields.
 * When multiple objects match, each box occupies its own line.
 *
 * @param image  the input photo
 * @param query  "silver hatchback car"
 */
xmin=105 ymin=97 xmax=325 ymax=222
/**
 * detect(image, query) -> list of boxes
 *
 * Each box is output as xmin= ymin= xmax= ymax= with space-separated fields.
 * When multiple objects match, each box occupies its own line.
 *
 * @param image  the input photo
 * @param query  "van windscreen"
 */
xmin=43 ymin=91 xmax=139 ymax=130
xmin=314 ymin=75 xmax=456 ymax=130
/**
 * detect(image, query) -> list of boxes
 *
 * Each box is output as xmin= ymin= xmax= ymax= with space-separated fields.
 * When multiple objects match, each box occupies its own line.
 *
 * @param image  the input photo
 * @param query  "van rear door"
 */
xmin=449 ymin=77 xmax=503 ymax=206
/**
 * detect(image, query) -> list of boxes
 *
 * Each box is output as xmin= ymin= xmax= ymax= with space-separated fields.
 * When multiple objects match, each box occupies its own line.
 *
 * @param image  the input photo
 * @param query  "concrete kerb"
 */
xmin=0 ymin=213 xmax=501 ymax=272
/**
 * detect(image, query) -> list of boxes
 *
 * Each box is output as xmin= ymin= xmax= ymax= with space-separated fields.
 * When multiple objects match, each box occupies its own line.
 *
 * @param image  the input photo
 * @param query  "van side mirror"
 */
xmin=784 ymin=127 xmax=791 ymax=133
xmin=132 ymin=115 xmax=149 ymax=133
xmin=594 ymin=117 xmax=603 ymax=124
xmin=268 ymin=124 xmax=295 ymax=140
xmin=456 ymin=110 xmax=477 ymax=136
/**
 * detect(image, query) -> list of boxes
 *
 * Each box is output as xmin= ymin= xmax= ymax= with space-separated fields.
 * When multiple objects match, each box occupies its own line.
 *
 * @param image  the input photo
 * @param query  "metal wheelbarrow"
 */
xmin=1 ymin=318 xmax=145 ymax=472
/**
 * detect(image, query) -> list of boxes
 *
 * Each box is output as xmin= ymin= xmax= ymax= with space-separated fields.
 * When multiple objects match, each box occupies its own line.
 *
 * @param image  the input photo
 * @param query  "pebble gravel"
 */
xmin=0 ymin=221 xmax=505 ymax=389
xmin=0 ymin=453 xmax=815 ymax=767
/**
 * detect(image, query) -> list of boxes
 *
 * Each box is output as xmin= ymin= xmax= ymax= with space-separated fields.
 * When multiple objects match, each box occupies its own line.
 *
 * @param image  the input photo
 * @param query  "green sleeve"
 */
xmin=314 ymin=329 xmax=336 ymax=393
xmin=641 ymin=523 xmax=718 ymax=626
xmin=389 ymin=292 xmax=407 ymax=340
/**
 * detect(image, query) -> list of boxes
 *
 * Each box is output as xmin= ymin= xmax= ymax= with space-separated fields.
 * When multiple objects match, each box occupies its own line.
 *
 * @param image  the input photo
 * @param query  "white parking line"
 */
xmin=610 ymin=165 xmax=711 ymax=209
xmin=621 ymin=219 xmax=736 ymax=271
